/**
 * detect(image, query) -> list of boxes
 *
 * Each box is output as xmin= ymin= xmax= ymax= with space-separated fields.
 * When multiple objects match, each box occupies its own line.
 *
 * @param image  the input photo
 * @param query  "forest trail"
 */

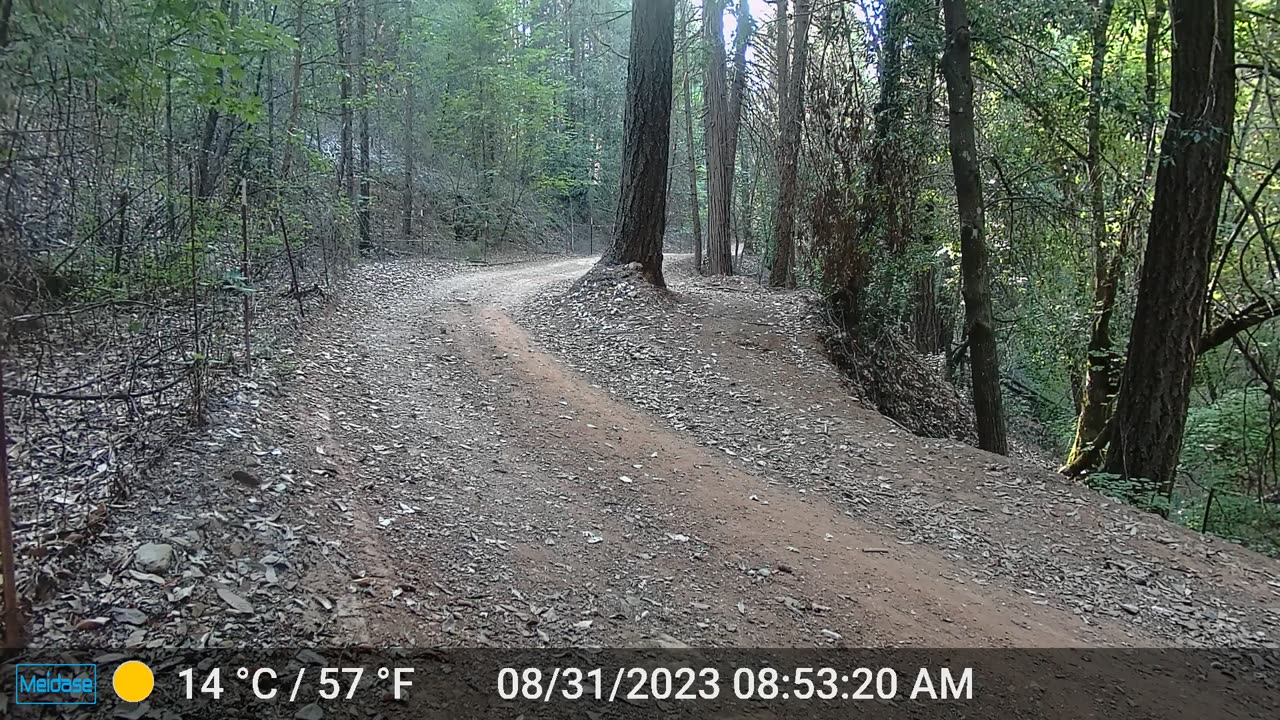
xmin=269 ymin=255 xmax=1279 ymax=650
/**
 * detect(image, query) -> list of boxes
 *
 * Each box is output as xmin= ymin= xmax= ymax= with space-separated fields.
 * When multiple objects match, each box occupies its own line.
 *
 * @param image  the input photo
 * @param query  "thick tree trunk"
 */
xmin=1065 ymin=0 xmax=1117 ymax=468
xmin=866 ymin=0 xmax=908 ymax=255
xmin=680 ymin=0 xmax=703 ymax=272
xmin=356 ymin=0 xmax=372 ymax=251
xmin=702 ymin=0 xmax=733 ymax=275
xmin=767 ymin=0 xmax=810 ymax=288
xmin=940 ymin=0 xmax=1008 ymax=455
xmin=337 ymin=0 xmax=354 ymax=203
xmin=598 ymin=0 xmax=675 ymax=287
xmin=1103 ymin=0 xmax=1234 ymax=509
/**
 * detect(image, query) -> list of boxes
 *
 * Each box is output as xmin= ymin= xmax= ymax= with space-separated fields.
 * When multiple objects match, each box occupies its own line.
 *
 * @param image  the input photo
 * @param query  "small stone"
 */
xmin=112 ymin=608 xmax=147 ymax=626
xmin=133 ymin=543 xmax=174 ymax=574
xmin=295 ymin=703 xmax=324 ymax=720
xmin=1121 ymin=603 xmax=1141 ymax=615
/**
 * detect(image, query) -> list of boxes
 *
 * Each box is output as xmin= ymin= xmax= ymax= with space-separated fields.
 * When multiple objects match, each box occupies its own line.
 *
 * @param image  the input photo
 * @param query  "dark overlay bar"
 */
xmin=2 ymin=648 xmax=1277 ymax=719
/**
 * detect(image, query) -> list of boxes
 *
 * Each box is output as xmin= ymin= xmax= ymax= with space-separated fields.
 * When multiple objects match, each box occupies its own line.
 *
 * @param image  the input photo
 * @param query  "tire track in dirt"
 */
xmin=449 ymin=302 xmax=1137 ymax=647
xmin=431 ymin=258 xmax=1153 ymax=647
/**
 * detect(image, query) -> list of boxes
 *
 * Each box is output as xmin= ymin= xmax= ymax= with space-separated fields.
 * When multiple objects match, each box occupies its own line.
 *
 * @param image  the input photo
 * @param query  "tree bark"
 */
xmin=775 ymin=0 xmax=789 ymax=109
xmin=866 ymin=0 xmax=908 ymax=255
xmin=597 ymin=0 xmax=675 ymax=287
xmin=337 ymin=0 xmax=355 ymax=204
xmin=767 ymin=0 xmax=810 ymax=288
xmin=401 ymin=0 xmax=414 ymax=242
xmin=0 ymin=352 xmax=23 ymax=648
xmin=279 ymin=0 xmax=306 ymax=181
xmin=940 ymin=0 xmax=1008 ymax=455
xmin=1065 ymin=0 xmax=1117 ymax=468
xmin=1103 ymin=0 xmax=1235 ymax=508
xmin=702 ymin=0 xmax=733 ymax=275
xmin=356 ymin=0 xmax=372 ymax=251
xmin=680 ymin=0 xmax=703 ymax=272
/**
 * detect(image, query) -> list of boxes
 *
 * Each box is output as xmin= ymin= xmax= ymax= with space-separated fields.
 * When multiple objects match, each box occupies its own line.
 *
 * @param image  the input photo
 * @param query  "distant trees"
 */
xmin=598 ymin=0 xmax=675 ymax=286
xmin=1103 ymin=0 xmax=1235 ymax=508
xmin=940 ymin=0 xmax=1007 ymax=454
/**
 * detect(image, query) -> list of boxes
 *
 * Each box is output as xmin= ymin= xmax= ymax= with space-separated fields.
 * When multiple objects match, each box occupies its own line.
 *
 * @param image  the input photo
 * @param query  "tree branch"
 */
xmin=1199 ymin=296 xmax=1280 ymax=354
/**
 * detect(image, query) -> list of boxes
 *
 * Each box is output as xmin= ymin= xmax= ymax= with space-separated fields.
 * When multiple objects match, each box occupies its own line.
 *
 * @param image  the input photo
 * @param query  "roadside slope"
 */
xmin=515 ymin=258 xmax=1280 ymax=650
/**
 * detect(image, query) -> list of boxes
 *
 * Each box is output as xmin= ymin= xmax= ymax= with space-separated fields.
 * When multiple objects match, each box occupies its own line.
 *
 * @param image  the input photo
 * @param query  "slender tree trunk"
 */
xmin=338 ymin=0 xmax=354 ymax=203
xmin=0 ymin=0 xmax=13 ymax=50
xmin=598 ymin=0 xmax=675 ymax=287
xmin=768 ymin=0 xmax=811 ymax=288
xmin=197 ymin=0 xmax=233 ymax=199
xmin=265 ymin=4 xmax=275 ymax=171
xmin=0 ymin=352 xmax=23 ymax=649
xmin=165 ymin=72 xmax=176 ymax=244
xmin=775 ymin=0 xmax=789 ymax=107
xmin=280 ymin=0 xmax=305 ymax=181
xmin=941 ymin=0 xmax=1008 ymax=455
xmin=401 ymin=0 xmax=414 ymax=242
xmin=724 ymin=0 xmax=753 ymax=261
xmin=1065 ymin=0 xmax=1117 ymax=468
xmin=196 ymin=106 xmax=221 ymax=198
xmin=681 ymin=0 xmax=703 ymax=272
xmin=1103 ymin=0 xmax=1235 ymax=509
xmin=357 ymin=0 xmax=372 ymax=251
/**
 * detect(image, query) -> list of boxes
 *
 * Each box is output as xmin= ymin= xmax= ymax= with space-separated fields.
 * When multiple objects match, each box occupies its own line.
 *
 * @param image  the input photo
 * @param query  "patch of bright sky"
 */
xmin=722 ymin=0 xmax=776 ymax=43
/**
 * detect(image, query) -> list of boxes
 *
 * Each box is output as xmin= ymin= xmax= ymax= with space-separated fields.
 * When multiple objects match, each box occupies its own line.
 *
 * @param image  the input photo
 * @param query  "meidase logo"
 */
xmin=14 ymin=663 xmax=98 ymax=705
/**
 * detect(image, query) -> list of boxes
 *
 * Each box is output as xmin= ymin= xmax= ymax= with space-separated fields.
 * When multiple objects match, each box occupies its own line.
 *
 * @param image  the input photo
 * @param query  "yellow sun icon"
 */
xmin=112 ymin=660 xmax=155 ymax=703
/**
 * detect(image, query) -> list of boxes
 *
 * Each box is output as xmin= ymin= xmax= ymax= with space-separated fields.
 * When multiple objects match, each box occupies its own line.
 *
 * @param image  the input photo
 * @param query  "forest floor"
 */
xmin=29 ymin=255 xmax=1280 ymax=657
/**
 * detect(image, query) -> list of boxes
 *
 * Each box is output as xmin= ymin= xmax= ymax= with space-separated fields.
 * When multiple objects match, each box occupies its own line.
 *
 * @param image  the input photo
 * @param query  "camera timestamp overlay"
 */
xmin=2 ymin=649 xmax=1276 ymax=719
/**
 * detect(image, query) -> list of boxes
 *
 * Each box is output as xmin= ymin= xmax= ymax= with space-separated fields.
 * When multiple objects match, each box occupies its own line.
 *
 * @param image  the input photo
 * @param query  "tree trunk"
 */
xmin=940 ymin=0 xmax=1008 ymax=455
xmin=196 ymin=105 xmax=221 ymax=198
xmin=866 ymin=0 xmax=909 ymax=255
xmin=337 ymin=0 xmax=355 ymax=203
xmin=1103 ymin=0 xmax=1234 ymax=509
xmin=0 ymin=353 xmax=23 ymax=648
xmin=165 ymin=72 xmax=176 ymax=244
xmin=196 ymin=0 xmax=234 ymax=199
xmin=767 ymin=0 xmax=810 ymax=288
xmin=681 ymin=0 xmax=703 ymax=272
xmin=279 ymin=0 xmax=305 ymax=181
xmin=356 ymin=0 xmax=372 ymax=251
xmin=725 ymin=0 xmax=753 ymax=258
xmin=775 ymin=0 xmax=789 ymax=109
xmin=0 ymin=0 xmax=13 ymax=50
xmin=598 ymin=0 xmax=675 ymax=287
xmin=1064 ymin=0 xmax=1117 ymax=468
xmin=702 ymin=0 xmax=733 ymax=275
xmin=401 ymin=0 xmax=414 ymax=242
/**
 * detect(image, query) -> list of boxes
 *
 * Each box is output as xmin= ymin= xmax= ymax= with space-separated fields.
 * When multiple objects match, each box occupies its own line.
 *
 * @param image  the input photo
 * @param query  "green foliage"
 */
xmin=1085 ymin=471 xmax=1171 ymax=514
xmin=1181 ymin=387 xmax=1274 ymax=494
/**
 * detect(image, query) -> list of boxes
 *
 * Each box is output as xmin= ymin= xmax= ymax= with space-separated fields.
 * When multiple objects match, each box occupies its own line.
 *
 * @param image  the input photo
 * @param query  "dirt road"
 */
xmin=268 ymin=255 xmax=1278 ymax=651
